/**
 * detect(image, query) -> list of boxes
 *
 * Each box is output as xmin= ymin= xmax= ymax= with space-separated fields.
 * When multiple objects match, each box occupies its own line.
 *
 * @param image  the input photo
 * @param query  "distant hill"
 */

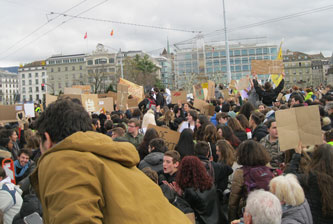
xmin=0 ymin=66 xmax=19 ymax=73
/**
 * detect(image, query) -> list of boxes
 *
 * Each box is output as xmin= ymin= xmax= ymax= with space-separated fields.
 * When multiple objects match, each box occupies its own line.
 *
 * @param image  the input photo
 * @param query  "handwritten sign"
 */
xmin=251 ymin=60 xmax=284 ymax=74
xmin=147 ymin=124 xmax=180 ymax=151
xmin=171 ymin=91 xmax=187 ymax=104
xmin=117 ymin=84 xmax=128 ymax=111
xmin=193 ymin=84 xmax=205 ymax=100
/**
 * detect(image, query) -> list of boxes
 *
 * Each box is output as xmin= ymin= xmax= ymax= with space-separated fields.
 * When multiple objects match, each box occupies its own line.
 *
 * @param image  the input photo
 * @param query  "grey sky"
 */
xmin=0 ymin=0 xmax=332 ymax=67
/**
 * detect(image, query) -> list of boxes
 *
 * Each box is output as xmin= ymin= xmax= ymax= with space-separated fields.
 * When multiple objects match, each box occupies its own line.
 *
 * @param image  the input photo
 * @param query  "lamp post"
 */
xmin=222 ymin=0 xmax=232 ymax=84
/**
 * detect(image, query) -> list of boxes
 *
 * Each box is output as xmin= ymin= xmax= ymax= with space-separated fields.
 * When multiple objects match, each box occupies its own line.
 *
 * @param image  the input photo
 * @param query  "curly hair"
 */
xmin=176 ymin=156 xmax=213 ymax=192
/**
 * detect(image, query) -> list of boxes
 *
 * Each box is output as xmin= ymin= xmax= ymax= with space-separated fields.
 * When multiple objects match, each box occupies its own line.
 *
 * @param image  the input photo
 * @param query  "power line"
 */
xmin=0 ymin=0 xmax=108 ymax=60
xmin=0 ymin=0 xmax=89 ymax=57
xmin=49 ymin=12 xmax=202 ymax=34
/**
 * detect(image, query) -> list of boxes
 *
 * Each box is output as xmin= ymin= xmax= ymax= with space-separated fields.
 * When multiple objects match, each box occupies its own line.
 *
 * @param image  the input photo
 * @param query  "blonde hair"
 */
xmin=269 ymin=174 xmax=305 ymax=206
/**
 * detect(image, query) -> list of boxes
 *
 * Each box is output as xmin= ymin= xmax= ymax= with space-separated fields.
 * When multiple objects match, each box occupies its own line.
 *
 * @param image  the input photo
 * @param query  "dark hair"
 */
xmin=18 ymin=148 xmax=31 ymax=158
xmin=194 ymin=141 xmax=210 ymax=157
xmin=164 ymin=150 xmax=181 ymax=163
xmin=132 ymin=108 xmax=142 ymax=119
xmin=0 ymin=167 xmax=6 ymax=179
xmin=104 ymin=120 xmax=113 ymax=131
xmin=216 ymin=139 xmax=235 ymax=166
xmin=250 ymin=111 xmax=265 ymax=125
xmin=222 ymin=103 xmax=231 ymax=112
xmin=176 ymin=156 xmax=213 ymax=192
xmin=92 ymin=118 xmax=99 ymax=126
xmin=306 ymin=144 xmax=333 ymax=216
xmin=175 ymin=128 xmax=195 ymax=159
xmin=228 ymin=117 xmax=245 ymax=132
xmin=194 ymin=115 xmax=210 ymax=141
xmin=264 ymin=82 xmax=272 ymax=91
xmin=265 ymin=119 xmax=276 ymax=129
xmin=203 ymin=124 xmax=218 ymax=144
xmin=188 ymin=110 xmax=198 ymax=121
xmin=239 ymin=102 xmax=256 ymax=120
xmin=137 ymin=128 xmax=159 ymax=159
xmin=149 ymin=138 xmax=167 ymax=153
xmin=111 ymin=127 xmax=125 ymax=137
xmin=236 ymin=140 xmax=271 ymax=166
xmin=236 ymin=114 xmax=250 ymax=129
xmin=217 ymin=124 xmax=241 ymax=148
xmin=35 ymin=99 xmax=93 ymax=143
xmin=142 ymin=167 xmax=158 ymax=184
xmin=291 ymin=94 xmax=304 ymax=104
xmin=216 ymin=112 xmax=229 ymax=122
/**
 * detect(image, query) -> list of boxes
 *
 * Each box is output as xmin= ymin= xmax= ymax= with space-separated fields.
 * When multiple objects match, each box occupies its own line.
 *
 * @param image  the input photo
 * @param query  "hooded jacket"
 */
xmin=282 ymin=200 xmax=313 ymax=224
xmin=30 ymin=131 xmax=192 ymax=224
xmin=252 ymin=124 xmax=268 ymax=142
xmin=253 ymin=79 xmax=284 ymax=106
xmin=138 ymin=152 xmax=164 ymax=173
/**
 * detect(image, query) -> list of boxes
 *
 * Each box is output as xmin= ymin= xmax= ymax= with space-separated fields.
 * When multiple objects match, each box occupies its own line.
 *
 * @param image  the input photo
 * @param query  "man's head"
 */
xmin=111 ymin=127 xmax=125 ymax=140
xmin=290 ymin=94 xmax=303 ymax=107
xmin=35 ymin=99 xmax=93 ymax=154
xmin=18 ymin=149 xmax=31 ymax=167
xmin=163 ymin=150 xmax=180 ymax=175
xmin=249 ymin=111 xmax=264 ymax=129
xmin=216 ymin=112 xmax=229 ymax=124
xmin=127 ymin=118 xmax=140 ymax=136
xmin=194 ymin=141 xmax=210 ymax=158
xmin=266 ymin=119 xmax=278 ymax=140
xmin=92 ymin=118 xmax=101 ymax=131
xmin=104 ymin=120 xmax=113 ymax=131
xmin=243 ymin=190 xmax=282 ymax=224
xmin=148 ymin=138 xmax=168 ymax=153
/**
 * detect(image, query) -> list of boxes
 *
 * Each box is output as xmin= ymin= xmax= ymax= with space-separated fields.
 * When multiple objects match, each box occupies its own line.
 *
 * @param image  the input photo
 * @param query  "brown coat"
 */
xmin=228 ymin=168 xmax=246 ymax=222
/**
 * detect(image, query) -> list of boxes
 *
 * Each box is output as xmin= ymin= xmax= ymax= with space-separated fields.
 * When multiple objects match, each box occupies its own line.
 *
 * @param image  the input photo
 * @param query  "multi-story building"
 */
xmin=18 ymin=61 xmax=47 ymax=103
xmin=0 ymin=69 xmax=19 ymax=104
xmin=154 ymin=49 xmax=174 ymax=90
xmin=46 ymin=54 xmax=87 ymax=95
xmin=86 ymin=44 xmax=117 ymax=93
xmin=174 ymin=42 xmax=278 ymax=90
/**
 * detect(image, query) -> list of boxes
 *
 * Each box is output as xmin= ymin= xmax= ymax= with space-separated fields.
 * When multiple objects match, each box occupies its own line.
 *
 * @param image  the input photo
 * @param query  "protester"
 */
xmin=175 ymin=128 xmax=195 ymax=159
xmin=137 ymin=128 xmax=159 ymax=160
xmin=227 ymin=118 xmax=247 ymax=142
xmin=249 ymin=111 xmax=268 ymax=141
xmin=141 ymin=109 xmax=156 ymax=133
xmin=31 ymin=98 xmax=192 ymax=223
xmin=216 ymin=124 xmax=241 ymax=149
xmin=203 ymin=124 xmax=219 ymax=161
xmin=159 ymin=150 xmax=181 ymax=185
xmin=115 ymin=118 xmax=143 ymax=148
xmin=238 ymin=102 xmax=255 ymax=121
xmin=178 ymin=110 xmax=197 ymax=133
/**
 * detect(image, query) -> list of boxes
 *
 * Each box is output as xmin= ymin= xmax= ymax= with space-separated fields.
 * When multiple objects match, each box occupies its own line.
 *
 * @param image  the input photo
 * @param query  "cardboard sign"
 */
xmin=171 ymin=91 xmax=187 ymax=104
xmin=117 ymin=84 xmax=128 ymax=111
xmin=81 ymin=94 xmax=99 ymax=113
xmin=193 ymin=98 xmax=214 ymax=116
xmin=275 ymin=106 xmax=322 ymax=151
xmin=0 ymin=105 xmax=24 ymax=122
xmin=147 ymin=124 xmax=180 ymax=151
xmin=221 ymin=89 xmax=230 ymax=101
xmin=237 ymin=77 xmax=250 ymax=90
xmin=98 ymin=97 xmax=114 ymax=113
xmin=128 ymin=97 xmax=141 ymax=109
xmin=24 ymin=103 xmax=35 ymax=118
xmin=276 ymin=93 xmax=283 ymax=102
xmin=72 ymin=85 xmax=91 ymax=94
xmin=229 ymin=80 xmax=237 ymax=90
xmin=251 ymin=60 xmax=284 ymax=74
xmin=119 ymin=78 xmax=144 ymax=100
xmin=193 ymin=84 xmax=205 ymax=100
xmin=46 ymin=94 xmax=58 ymax=107
xmin=203 ymin=104 xmax=216 ymax=116
xmin=64 ymin=87 xmax=82 ymax=95
xmin=98 ymin=91 xmax=117 ymax=100
xmin=207 ymin=80 xmax=215 ymax=100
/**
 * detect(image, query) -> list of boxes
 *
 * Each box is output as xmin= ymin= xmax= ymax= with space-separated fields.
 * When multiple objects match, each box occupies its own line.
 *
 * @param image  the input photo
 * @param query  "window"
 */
xmin=230 ymin=58 xmax=234 ymax=64
xmin=29 ymin=80 xmax=32 ymax=85
xmin=220 ymin=51 xmax=226 ymax=57
xmin=263 ymin=48 xmax=269 ymax=54
xmin=65 ymin=67 xmax=68 ymax=71
xmin=206 ymin=52 xmax=212 ymax=58
xmin=51 ymin=68 xmax=54 ymax=72
xmin=270 ymin=48 xmax=277 ymax=54
xmin=242 ymin=65 xmax=249 ymax=71
xmin=72 ymin=66 xmax=75 ymax=71
xmin=29 ymin=95 xmax=33 ymax=101
xmin=22 ymin=74 xmax=25 ymax=78
xmin=58 ymin=67 xmax=61 ymax=72
xmin=109 ymin=58 xmax=115 ymax=63
xmin=256 ymin=48 xmax=262 ymax=55
xmin=35 ymin=73 xmax=38 ymax=77
xmin=249 ymin=49 xmax=255 ymax=55
xmin=242 ymin=58 xmax=248 ymax=64
xmin=29 ymin=87 xmax=32 ymax=93
xmin=35 ymin=79 xmax=39 ymax=85
xmin=235 ymin=65 xmax=241 ymax=72
xmin=36 ymin=94 xmax=39 ymax=100
xmin=56 ymin=60 xmax=62 ymax=64
xmin=221 ymin=59 xmax=226 ymax=65
xmin=58 ymin=83 xmax=62 ymax=88
xmin=79 ymin=65 xmax=82 ymax=70
xmin=22 ymin=80 xmax=25 ymax=85
xmin=87 ymin=60 xmax=93 ymax=65
xmin=229 ymin=50 xmax=234 ymax=57
xmin=241 ymin=49 xmax=248 ymax=56
xmin=28 ymin=73 xmax=32 ymax=78
xmin=234 ymin=50 xmax=240 ymax=56
xmin=22 ymin=87 xmax=26 ymax=93
xmin=63 ymin=59 xmax=69 ymax=63
xmin=235 ymin=58 xmax=241 ymax=64
xmin=42 ymin=72 xmax=45 ymax=76
xmin=36 ymin=87 xmax=39 ymax=92
xmin=70 ymin=58 xmax=77 ymax=63
xmin=213 ymin=52 xmax=219 ymax=58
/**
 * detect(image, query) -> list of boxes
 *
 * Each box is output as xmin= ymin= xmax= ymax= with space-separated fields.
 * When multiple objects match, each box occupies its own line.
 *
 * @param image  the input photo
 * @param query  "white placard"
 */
xmin=24 ymin=103 xmax=35 ymax=118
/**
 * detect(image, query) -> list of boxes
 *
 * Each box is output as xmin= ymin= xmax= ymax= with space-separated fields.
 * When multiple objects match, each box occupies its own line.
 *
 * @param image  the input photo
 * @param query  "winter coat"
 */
xmin=12 ymin=193 xmax=43 ymax=224
xmin=183 ymin=186 xmax=221 ymax=224
xmin=282 ymin=200 xmax=313 ymax=224
xmin=138 ymin=152 xmax=164 ymax=174
xmin=234 ymin=130 xmax=247 ymax=142
xmin=228 ymin=168 xmax=246 ymax=221
xmin=253 ymin=79 xmax=284 ymax=106
xmin=30 ymin=131 xmax=192 ymax=224
xmin=155 ymin=92 xmax=166 ymax=107
xmin=260 ymin=134 xmax=284 ymax=169
xmin=252 ymin=124 xmax=268 ymax=142
xmin=285 ymin=153 xmax=333 ymax=224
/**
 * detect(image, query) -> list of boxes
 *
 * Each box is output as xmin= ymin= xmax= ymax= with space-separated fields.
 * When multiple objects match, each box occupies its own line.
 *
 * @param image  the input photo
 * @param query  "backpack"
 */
xmin=243 ymin=165 xmax=274 ymax=196
xmin=146 ymin=98 xmax=156 ymax=110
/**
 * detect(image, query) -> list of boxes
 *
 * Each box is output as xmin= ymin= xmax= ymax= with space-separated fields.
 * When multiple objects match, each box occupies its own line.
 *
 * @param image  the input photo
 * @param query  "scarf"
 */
xmin=14 ymin=160 xmax=30 ymax=178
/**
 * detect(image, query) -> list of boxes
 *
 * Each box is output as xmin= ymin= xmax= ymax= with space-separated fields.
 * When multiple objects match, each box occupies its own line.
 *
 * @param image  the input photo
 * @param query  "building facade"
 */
xmin=18 ymin=61 xmax=47 ymax=103
xmin=46 ymin=54 xmax=86 ymax=95
xmin=174 ymin=42 xmax=278 ymax=90
xmin=155 ymin=49 xmax=174 ymax=89
xmin=0 ymin=69 xmax=19 ymax=105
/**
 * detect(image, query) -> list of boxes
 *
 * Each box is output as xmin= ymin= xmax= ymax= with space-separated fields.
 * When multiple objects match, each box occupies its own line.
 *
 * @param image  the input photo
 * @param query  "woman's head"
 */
xmin=249 ymin=111 xmax=265 ymax=128
xmin=216 ymin=139 xmax=235 ymax=166
xmin=236 ymin=114 xmax=250 ymax=130
xmin=239 ymin=102 xmax=256 ymax=120
xmin=264 ymin=82 xmax=272 ymax=91
xmin=236 ymin=140 xmax=271 ymax=166
xmin=148 ymin=138 xmax=168 ymax=153
xmin=143 ymin=128 xmax=159 ymax=143
xmin=216 ymin=124 xmax=240 ymax=147
xmin=269 ymin=174 xmax=305 ymax=206
xmin=204 ymin=124 xmax=218 ymax=143
xmin=176 ymin=128 xmax=195 ymax=158
xmin=196 ymin=114 xmax=209 ymax=129
xmin=187 ymin=110 xmax=198 ymax=123
xmin=176 ymin=156 xmax=213 ymax=192
xmin=228 ymin=117 xmax=245 ymax=132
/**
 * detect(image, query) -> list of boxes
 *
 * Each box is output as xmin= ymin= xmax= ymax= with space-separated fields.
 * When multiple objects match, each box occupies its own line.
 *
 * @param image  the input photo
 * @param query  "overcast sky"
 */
xmin=0 ymin=0 xmax=332 ymax=67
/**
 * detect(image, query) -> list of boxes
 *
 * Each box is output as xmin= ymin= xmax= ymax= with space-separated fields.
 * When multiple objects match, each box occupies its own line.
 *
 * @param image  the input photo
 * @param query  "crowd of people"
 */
xmin=0 ymin=74 xmax=333 ymax=224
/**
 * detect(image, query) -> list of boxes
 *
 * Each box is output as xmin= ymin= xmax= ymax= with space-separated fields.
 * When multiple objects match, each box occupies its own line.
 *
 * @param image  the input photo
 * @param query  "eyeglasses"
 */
xmin=128 ymin=125 xmax=136 ymax=128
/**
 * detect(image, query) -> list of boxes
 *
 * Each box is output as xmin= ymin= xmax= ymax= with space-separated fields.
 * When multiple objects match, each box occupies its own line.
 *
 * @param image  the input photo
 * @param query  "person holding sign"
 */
xmin=252 ymin=72 xmax=285 ymax=107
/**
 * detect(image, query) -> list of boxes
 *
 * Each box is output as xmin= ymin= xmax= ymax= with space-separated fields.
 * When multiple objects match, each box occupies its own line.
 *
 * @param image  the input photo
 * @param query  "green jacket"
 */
xmin=30 ymin=131 xmax=191 ymax=224
xmin=116 ymin=132 xmax=144 ymax=148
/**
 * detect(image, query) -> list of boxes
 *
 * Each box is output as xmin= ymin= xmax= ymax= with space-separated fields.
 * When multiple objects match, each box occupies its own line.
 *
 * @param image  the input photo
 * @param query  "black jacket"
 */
xmin=253 ymin=79 xmax=284 ymax=106
xmin=234 ymin=131 xmax=247 ymax=142
xmin=183 ymin=186 xmax=221 ymax=224
xmin=252 ymin=124 xmax=268 ymax=142
xmin=285 ymin=153 xmax=333 ymax=224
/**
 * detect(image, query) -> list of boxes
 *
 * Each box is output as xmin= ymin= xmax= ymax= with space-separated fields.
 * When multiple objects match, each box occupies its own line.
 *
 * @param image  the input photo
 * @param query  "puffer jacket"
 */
xmin=138 ymin=152 xmax=164 ymax=174
xmin=282 ymin=200 xmax=313 ymax=224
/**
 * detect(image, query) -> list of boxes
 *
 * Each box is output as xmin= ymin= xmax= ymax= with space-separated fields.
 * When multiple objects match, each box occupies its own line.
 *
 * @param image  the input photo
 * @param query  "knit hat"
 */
xmin=323 ymin=117 xmax=331 ymax=126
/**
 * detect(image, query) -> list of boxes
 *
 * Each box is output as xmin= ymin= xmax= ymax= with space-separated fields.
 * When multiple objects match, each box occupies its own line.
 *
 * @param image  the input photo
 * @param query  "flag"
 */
xmin=110 ymin=29 xmax=114 ymax=36
xmin=271 ymin=40 xmax=284 ymax=87
xmin=84 ymin=32 xmax=87 ymax=39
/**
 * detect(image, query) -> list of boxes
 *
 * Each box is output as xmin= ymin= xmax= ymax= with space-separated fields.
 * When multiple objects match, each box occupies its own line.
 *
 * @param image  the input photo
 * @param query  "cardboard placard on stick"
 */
xmin=171 ymin=91 xmax=187 ymax=104
xmin=98 ymin=97 xmax=114 ymax=113
xmin=193 ymin=98 xmax=214 ymax=116
xmin=229 ymin=80 xmax=237 ymax=90
xmin=147 ymin=124 xmax=180 ymax=151
xmin=80 ymin=94 xmax=99 ymax=113
xmin=119 ymin=78 xmax=144 ymax=100
xmin=0 ymin=105 xmax=24 ymax=122
xmin=237 ymin=77 xmax=250 ymax=90
xmin=251 ymin=60 xmax=284 ymax=74
xmin=207 ymin=80 xmax=215 ymax=100
xmin=193 ymin=84 xmax=205 ymax=100
xmin=117 ymin=84 xmax=128 ymax=111
xmin=275 ymin=105 xmax=322 ymax=151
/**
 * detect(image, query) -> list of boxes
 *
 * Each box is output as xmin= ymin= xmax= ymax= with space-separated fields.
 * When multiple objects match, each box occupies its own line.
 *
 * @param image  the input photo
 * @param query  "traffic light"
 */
xmin=41 ymin=83 xmax=45 ymax=91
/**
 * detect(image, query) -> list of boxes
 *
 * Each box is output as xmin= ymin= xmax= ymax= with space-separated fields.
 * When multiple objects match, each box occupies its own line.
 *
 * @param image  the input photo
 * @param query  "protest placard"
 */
xmin=237 ymin=77 xmax=250 ymax=90
xmin=221 ymin=89 xmax=230 ymax=101
xmin=229 ymin=80 xmax=237 ymax=90
xmin=98 ymin=97 xmax=114 ymax=113
xmin=24 ymin=103 xmax=35 ymax=118
xmin=119 ymin=78 xmax=144 ymax=100
xmin=147 ymin=124 xmax=180 ymax=151
xmin=72 ymin=85 xmax=91 ymax=94
xmin=207 ymin=80 xmax=215 ymax=100
xmin=64 ymin=87 xmax=82 ymax=95
xmin=193 ymin=98 xmax=214 ymax=116
xmin=128 ymin=97 xmax=141 ymax=109
xmin=117 ymin=84 xmax=128 ymax=111
xmin=171 ymin=91 xmax=187 ymax=104
xmin=80 ymin=94 xmax=99 ymax=113
xmin=251 ymin=60 xmax=284 ymax=74
xmin=275 ymin=105 xmax=322 ymax=151
xmin=0 ymin=105 xmax=24 ymax=122
xmin=46 ymin=94 xmax=58 ymax=107
xmin=193 ymin=84 xmax=205 ymax=100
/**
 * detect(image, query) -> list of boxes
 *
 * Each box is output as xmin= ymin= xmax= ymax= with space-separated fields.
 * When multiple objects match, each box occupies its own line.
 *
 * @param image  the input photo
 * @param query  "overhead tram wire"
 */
xmin=49 ymin=12 xmax=202 ymax=34
xmin=0 ymin=0 xmax=108 ymax=60
xmin=0 ymin=0 xmax=89 ymax=57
